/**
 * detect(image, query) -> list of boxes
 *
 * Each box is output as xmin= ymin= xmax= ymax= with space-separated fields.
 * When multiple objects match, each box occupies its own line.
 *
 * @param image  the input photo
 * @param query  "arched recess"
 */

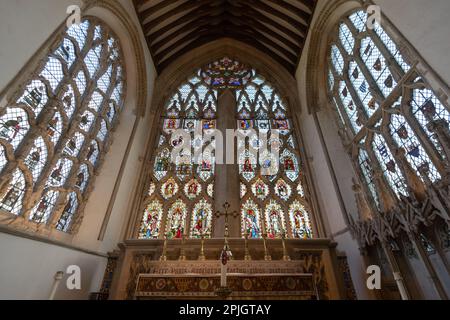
xmin=125 ymin=39 xmax=326 ymax=239
xmin=0 ymin=0 xmax=149 ymax=243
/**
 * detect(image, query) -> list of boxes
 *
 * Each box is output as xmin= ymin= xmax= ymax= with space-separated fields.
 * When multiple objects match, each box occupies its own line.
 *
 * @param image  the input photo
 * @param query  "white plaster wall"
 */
xmin=0 ymin=0 xmax=83 ymax=92
xmin=0 ymin=233 xmax=106 ymax=300
xmin=374 ymin=0 xmax=450 ymax=85
xmin=296 ymin=0 xmax=450 ymax=300
xmin=0 ymin=0 xmax=156 ymax=299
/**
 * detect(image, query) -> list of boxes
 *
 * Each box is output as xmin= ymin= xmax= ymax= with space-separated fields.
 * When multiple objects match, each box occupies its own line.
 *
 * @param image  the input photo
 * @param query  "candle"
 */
xmin=221 ymin=262 xmax=227 ymax=287
xmin=49 ymin=271 xmax=64 ymax=300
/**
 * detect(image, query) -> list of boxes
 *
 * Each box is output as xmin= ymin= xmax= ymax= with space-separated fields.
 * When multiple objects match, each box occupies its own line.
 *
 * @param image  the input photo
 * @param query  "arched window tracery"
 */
xmin=138 ymin=57 xmax=314 ymax=240
xmin=237 ymin=70 xmax=313 ymax=239
xmin=328 ymin=9 xmax=449 ymax=209
xmin=0 ymin=18 xmax=125 ymax=233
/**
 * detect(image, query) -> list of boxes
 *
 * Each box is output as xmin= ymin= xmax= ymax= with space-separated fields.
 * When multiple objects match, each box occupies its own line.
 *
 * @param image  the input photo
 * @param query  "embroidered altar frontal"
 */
xmin=136 ymin=273 xmax=316 ymax=300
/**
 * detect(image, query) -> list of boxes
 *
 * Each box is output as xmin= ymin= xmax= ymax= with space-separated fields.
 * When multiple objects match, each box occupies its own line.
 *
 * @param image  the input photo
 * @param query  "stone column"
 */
xmin=213 ymin=89 xmax=240 ymax=238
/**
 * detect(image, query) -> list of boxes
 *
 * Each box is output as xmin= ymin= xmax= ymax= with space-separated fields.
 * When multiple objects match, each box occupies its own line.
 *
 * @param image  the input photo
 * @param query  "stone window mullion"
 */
xmin=367 ymin=29 xmax=405 ymax=83
xmin=342 ymin=69 xmax=370 ymax=123
xmin=364 ymin=132 xmax=400 ymax=203
xmin=400 ymin=84 xmax=447 ymax=175
xmin=379 ymin=113 xmax=418 ymax=195
xmin=334 ymin=41 xmax=372 ymax=123
xmin=353 ymin=54 xmax=385 ymax=105
xmin=352 ymin=143 xmax=380 ymax=212
xmin=333 ymin=91 xmax=359 ymax=136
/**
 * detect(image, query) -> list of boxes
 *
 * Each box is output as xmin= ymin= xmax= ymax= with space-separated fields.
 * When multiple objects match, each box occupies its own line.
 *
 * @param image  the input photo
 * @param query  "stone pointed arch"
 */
xmin=82 ymin=0 xmax=149 ymax=117
xmin=151 ymin=38 xmax=301 ymax=117
xmin=304 ymin=0 xmax=362 ymax=114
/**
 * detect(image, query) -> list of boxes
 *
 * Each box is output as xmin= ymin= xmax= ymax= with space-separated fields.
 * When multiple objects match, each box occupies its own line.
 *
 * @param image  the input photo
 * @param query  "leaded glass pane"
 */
xmin=139 ymin=200 xmax=163 ymax=239
xmin=0 ymin=169 xmax=26 ymax=215
xmin=372 ymin=134 xmax=409 ymax=197
xmin=390 ymin=114 xmax=441 ymax=182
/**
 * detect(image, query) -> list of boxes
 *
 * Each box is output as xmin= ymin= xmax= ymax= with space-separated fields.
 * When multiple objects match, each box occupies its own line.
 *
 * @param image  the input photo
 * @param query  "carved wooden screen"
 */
xmin=0 ymin=18 xmax=125 ymax=233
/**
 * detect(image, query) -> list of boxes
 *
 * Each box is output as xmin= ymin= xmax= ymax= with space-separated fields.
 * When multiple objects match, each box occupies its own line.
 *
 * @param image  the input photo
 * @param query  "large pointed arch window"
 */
xmin=237 ymin=67 xmax=313 ymax=239
xmin=328 ymin=9 xmax=447 ymax=208
xmin=139 ymin=66 xmax=218 ymax=240
xmin=0 ymin=18 xmax=125 ymax=233
xmin=138 ymin=57 xmax=314 ymax=240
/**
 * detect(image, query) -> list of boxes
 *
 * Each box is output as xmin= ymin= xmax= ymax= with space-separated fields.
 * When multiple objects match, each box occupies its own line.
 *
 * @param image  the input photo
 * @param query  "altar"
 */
xmin=105 ymin=238 xmax=348 ymax=300
xmin=134 ymin=261 xmax=317 ymax=300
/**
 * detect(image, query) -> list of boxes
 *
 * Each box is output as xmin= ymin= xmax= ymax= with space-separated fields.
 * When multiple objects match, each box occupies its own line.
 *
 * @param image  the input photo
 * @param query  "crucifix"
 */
xmin=215 ymin=202 xmax=237 ymax=297
xmin=215 ymin=202 xmax=239 ymax=243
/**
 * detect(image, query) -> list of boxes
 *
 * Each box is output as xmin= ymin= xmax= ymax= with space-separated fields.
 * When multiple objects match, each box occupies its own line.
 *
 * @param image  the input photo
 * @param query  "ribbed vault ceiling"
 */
xmin=133 ymin=0 xmax=317 ymax=74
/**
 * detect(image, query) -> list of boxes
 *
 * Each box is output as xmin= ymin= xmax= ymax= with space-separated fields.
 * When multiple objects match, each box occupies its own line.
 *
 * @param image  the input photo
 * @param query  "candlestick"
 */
xmin=179 ymin=233 xmax=187 ymax=261
xmin=244 ymin=232 xmax=252 ymax=261
xmin=160 ymin=234 xmax=168 ymax=261
xmin=215 ymin=202 xmax=235 ymax=299
xmin=220 ymin=261 xmax=227 ymax=287
xmin=282 ymin=231 xmax=291 ymax=261
xmin=263 ymin=233 xmax=272 ymax=261
xmin=198 ymin=234 xmax=206 ymax=261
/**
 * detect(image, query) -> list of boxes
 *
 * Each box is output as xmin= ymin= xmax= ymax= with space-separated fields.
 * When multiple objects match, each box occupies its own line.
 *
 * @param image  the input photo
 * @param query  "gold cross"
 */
xmin=215 ymin=202 xmax=238 ymax=239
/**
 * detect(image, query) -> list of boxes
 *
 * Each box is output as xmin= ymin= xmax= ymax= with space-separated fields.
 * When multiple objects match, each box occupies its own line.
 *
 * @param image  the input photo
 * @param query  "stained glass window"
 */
xmin=138 ymin=58 xmax=314 ymax=240
xmin=201 ymin=57 xmax=253 ymax=89
xmin=166 ymin=200 xmax=187 ymax=239
xmin=328 ymin=9 xmax=448 ymax=208
xmin=264 ymin=200 xmax=286 ymax=239
xmin=237 ymin=67 xmax=314 ymax=239
xmin=139 ymin=200 xmax=163 ymax=239
xmin=191 ymin=199 xmax=213 ymax=238
xmin=251 ymin=178 xmax=269 ymax=201
xmin=56 ymin=192 xmax=79 ymax=232
xmin=241 ymin=199 xmax=262 ymax=239
xmin=139 ymin=63 xmax=217 ymax=239
xmin=0 ymin=18 xmax=125 ymax=233
xmin=0 ymin=169 xmax=26 ymax=215
xmin=289 ymin=201 xmax=313 ymax=239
